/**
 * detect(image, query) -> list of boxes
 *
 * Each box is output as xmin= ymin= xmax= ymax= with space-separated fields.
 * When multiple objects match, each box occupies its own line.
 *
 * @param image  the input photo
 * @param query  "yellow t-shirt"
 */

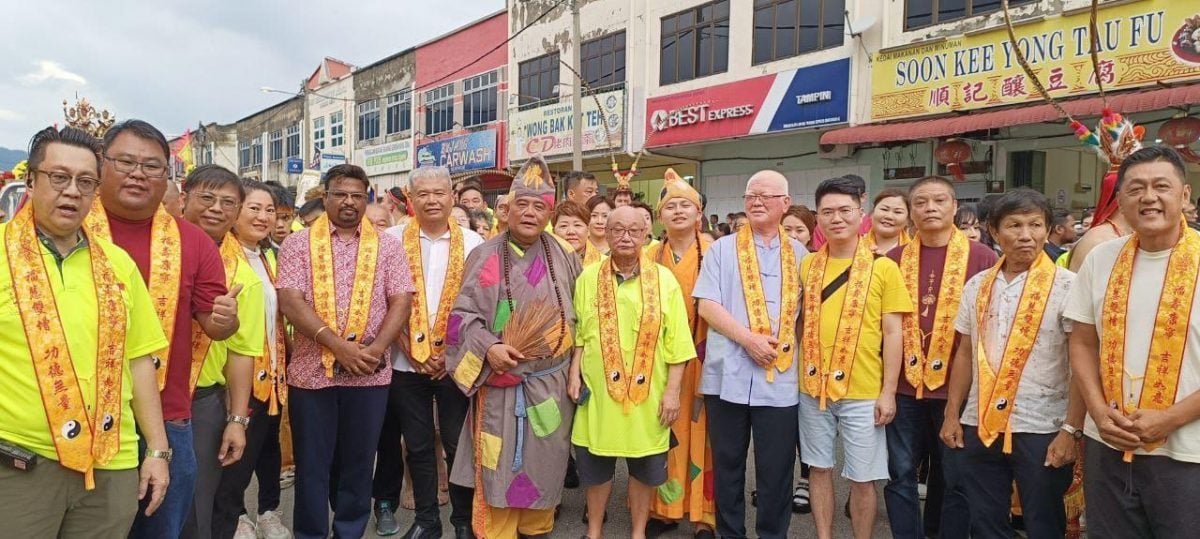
xmin=571 ymin=262 xmax=696 ymax=457
xmin=800 ymin=254 xmax=913 ymax=400
xmin=196 ymin=257 xmax=265 ymax=387
xmin=0 ymin=226 xmax=168 ymax=469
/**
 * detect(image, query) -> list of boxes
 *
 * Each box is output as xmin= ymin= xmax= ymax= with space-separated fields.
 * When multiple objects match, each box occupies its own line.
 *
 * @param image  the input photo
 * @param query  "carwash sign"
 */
xmin=644 ymin=58 xmax=850 ymax=147
xmin=415 ymin=129 xmax=498 ymax=174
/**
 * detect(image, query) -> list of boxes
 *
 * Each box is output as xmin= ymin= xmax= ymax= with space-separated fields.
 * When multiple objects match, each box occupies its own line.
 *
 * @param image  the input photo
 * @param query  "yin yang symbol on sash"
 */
xmin=152 ymin=355 xmax=162 ymax=369
xmin=908 ymin=356 xmax=918 ymax=367
xmin=996 ymin=398 xmax=1008 ymax=411
xmin=62 ymin=420 xmax=82 ymax=439
xmin=102 ymin=414 xmax=115 ymax=431
xmin=416 ymin=332 xmax=426 ymax=343
xmin=806 ymin=364 xmax=817 ymax=376
xmin=834 ymin=370 xmax=846 ymax=381
xmin=257 ymin=370 xmax=268 ymax=381
xmin=931 ymin=360 xmax=944 ymax=371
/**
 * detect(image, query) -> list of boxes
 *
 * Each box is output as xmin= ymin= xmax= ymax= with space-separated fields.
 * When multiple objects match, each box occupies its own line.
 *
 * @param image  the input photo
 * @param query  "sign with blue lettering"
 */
xmin=286 ymin=157 xmax=303 ymax=174
xmin=415 ymin=130 xmax=498 ymax=174
xmin=765 ymin=58 xmax=851 ymax=131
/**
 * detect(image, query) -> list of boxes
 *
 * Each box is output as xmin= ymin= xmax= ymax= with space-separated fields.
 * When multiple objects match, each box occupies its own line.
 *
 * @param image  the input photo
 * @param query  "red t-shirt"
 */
xmin=107 ymin=213 xmax=227 ymax=420
xmin=886 ymin=240 xmax=998 ymax=400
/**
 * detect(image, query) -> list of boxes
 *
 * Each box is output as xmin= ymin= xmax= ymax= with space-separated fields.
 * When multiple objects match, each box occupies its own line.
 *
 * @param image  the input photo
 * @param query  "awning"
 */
xmin=820 ymin=84 xmax=1200 ymax=145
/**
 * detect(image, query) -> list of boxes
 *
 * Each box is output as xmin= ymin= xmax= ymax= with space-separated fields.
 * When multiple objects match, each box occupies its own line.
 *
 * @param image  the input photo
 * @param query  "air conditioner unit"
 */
xmin=818 ymin=143 xmax=855 ymax=160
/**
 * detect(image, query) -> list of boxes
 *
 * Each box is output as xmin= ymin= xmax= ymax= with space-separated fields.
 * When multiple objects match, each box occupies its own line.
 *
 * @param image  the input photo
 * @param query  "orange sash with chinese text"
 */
xmin=597 ymin=254 xmax=661 ymax=413
xmin=802 ymin=239 xmax=875 ymax=409
xmin=864 ymin=229 xmax=911 ymax=254
xmin=189 ymin=233 xmax=241 ymax=395
xmin=404 ymin=223 xmax=465 ymax=363
xmin=736 ymin=226 xmax=800 ymax=383
xmin=85 ymin=203 xmax=181 ymax=390
xmin=310 ymin=214 xmax=379 ymax=377
xmin=901 ymin=230 xmax=969 ymax=397
xmin=975 ymin=253 xmax=1056 ymax=454
xmin=250 ymin=249 xmax=288 ymax=414
xmin=1100 ymin=223 xmax=1200 ymax=460
xmin=8 ymin=207 xmax=126 ymax=489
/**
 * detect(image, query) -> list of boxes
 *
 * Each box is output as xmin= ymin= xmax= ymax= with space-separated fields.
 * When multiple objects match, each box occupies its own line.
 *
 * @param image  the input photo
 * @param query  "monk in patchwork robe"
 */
xmin=447 ymin=156 xmax=583 ymax=539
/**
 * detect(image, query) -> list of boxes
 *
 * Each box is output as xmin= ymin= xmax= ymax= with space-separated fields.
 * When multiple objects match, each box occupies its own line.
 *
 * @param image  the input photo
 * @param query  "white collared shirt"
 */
xmin=385 ymin=222 xmax=484 ymax=372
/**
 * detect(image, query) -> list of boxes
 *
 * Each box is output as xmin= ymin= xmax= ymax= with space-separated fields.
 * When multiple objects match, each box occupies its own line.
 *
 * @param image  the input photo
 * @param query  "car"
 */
xmin=0 ymin=182 xmax=26 ymax=222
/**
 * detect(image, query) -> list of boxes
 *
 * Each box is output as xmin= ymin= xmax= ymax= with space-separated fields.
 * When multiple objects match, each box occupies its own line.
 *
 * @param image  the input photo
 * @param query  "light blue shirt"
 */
xmin=693 ymin=231 xmax=807 ymax=407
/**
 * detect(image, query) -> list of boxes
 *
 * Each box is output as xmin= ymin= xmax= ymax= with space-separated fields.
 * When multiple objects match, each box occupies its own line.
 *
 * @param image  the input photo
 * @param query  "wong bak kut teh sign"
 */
xmin=509 ymin=90 xmax=625 ymax=161
xmin=415 ymin=129 xmax=498 ymax=174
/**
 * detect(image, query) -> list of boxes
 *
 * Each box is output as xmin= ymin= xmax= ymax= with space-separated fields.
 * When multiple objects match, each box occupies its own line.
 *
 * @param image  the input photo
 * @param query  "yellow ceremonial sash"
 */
xmin=975 ymin=253 xmax=1056 ymax=454
xmin=736 ymin=226 xmax=800 ymax=382
xmin=1100 ymin=221 xmax=1200 ymax=461
xmin=582 ymin=239 xmax=604 ymax=266
xmin=8 ymin=207 xmax=125 ymax=489
xmin=189 ymin=233 xmax=241 ymax=395
xmin=900 ymin=229 xmax=969 ymax=398
xmin=801 ymin=238 xmax=875 ymax=409
xmin=309 ymin=214 xmax=379 ymax=377
xmin=864 ymin=229 xmax=911 ymax=254
xmin=597 ymin=254 xmax=662 ymax=414
xmin=404 ymin=223 xmax=465 ymax=363
xmin=250 ymin=249 xmax=288 ymax=415
xmin=84 ymin=202 xmax=181 ymax=390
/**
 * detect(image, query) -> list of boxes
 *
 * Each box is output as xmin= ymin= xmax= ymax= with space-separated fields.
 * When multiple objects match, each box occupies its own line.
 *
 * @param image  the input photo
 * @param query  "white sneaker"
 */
xmin=917 ymin=482 xmax=928 ymax=500
xmin=234 ymin=515 xmax=257 ymax=539
xmin=257 ymin=510 xmax=292 ymax=539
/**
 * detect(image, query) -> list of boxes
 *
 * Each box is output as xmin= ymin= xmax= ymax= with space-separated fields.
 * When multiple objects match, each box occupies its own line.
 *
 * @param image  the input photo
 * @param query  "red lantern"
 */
xmin=935 ymin=139 xmax=973 ymax=181
xmin=1159 ymin=116 xmax=1200 ymax=163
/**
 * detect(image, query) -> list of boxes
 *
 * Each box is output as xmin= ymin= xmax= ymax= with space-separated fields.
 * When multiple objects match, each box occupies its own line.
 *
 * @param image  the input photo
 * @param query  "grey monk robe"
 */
xmin=446 ymin=231 xmax=582 ymax=512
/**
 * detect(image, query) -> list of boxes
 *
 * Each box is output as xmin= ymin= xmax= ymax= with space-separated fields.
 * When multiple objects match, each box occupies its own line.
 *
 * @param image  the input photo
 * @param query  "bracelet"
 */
xmin=314 ymin=326 xmax=331 ymax=341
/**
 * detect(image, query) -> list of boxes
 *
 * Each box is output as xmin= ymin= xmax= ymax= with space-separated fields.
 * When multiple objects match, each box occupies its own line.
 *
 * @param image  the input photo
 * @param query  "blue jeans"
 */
xmin=130 ymin=420 xmax=199 ymax=539
xmin=884 ymin=395 xmax=969 ymax=539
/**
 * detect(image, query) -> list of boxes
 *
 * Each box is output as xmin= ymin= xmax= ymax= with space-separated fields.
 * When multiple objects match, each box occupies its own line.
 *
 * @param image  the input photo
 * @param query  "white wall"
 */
xmin=307 ymin=77 xmax=356 ymax=161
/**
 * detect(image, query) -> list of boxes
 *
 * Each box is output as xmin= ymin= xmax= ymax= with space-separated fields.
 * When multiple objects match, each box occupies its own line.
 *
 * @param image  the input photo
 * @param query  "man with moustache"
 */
xmin=87 ymin=120 xmax=242 ymax=539
xmin=374 ymin=166 xmax=484 ymax=539
xmin=277 ymin=164 xmax=415 ymax=539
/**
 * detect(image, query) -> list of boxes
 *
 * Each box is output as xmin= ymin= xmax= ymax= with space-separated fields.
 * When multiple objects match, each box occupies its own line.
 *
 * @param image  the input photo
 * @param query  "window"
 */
xmin=425 ymin=84 xmax=455 ymax=135
xmin=905 ymin=0 xmax=1035 ymax=30
xmin=386 ymin=90 xmax=412 ymax=135
xmin=203 ymin=145 xmax=213 ymax=166
xmin=313 ymin=116 xmax=326 ymax=151
xmin=286 ymin=123 xmax=301 ymax=158
xmin=753 ymin=0 xmax=845 ymax=64
xmin=269 ymin=129 xmax=283 ymax=162
xmin=251 ymin=136 xmax=263 ymax=166
xmin=660 ymin=1 xmax=729 ymax=85
xmin=329 ymin=111 xmax=344 ymax=148
xmin=582 ymin=31 xmax=626 ymax=90
xmin=518 ymin=52 xmax=560 ymax=109
xmin=357 ymin=99 xmax=380 ymax=141
xmin=463 ymin=71 xmax=499 ymax=127
xmin=239 ymin=141 xmax=251 ymax=169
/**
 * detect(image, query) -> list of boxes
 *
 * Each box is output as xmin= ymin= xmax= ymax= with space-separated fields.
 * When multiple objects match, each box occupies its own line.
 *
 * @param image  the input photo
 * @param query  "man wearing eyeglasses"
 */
xmin=87 ymin=120 xmax=242 ymax=539
xmin=178 ymin=165 xmax=265 ymax=539
xmin=693 ymin=170 xmax=807 ymax=539
xmin=277 ymin=164 xmax=414 ymax=539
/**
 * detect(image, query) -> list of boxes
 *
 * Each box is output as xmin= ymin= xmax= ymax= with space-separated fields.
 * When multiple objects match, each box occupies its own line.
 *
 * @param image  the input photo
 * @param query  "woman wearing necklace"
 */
xmin=867 ymin=188 xmax=911 ymax=255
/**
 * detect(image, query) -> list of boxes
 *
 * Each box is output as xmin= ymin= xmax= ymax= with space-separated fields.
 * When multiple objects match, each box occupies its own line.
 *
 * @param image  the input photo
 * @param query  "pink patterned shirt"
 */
xmin=277 ymin=223 xmax=414 ymax=389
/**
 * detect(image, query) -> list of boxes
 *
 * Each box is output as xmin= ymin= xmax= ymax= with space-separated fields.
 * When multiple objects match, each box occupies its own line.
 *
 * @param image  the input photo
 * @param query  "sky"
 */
xmin=0 ymin=0 xmax=505 ymax=149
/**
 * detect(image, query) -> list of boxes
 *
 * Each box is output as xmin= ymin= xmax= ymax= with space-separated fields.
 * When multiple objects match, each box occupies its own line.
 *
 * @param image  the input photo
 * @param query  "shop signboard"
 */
xmin=644 ymin=58 xmax=851 ymax=147
xmin=356 ymin=139 xmax=414 ymax=176
xmin=871 ymin=0 xmax=1200 ymax=121
xmin=509 ymin=90 xmax=625 ymax=161
xmin=318 ymin=153 xmax=346 ymax=174
xmin=415 ymin=129 xmax=498 ymax=174
xmin=286 ymin=157 xmax=303 ymax=174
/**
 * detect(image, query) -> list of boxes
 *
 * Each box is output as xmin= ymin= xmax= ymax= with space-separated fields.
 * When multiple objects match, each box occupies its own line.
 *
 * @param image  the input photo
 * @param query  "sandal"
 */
xmin=792 ymin=479 xmax=811 ymax=513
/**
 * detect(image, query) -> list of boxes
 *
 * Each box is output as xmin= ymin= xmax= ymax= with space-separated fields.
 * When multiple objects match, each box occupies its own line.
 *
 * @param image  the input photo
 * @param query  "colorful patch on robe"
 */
xmin=478 ymin=253 xmax=500 ymax=288
xmin=505 ymin=472 xmax=541 ymax=508
xmin=446 ymin=314 xmax=462 ymax=346
xmin=524 ymin=254 xmax=547 ymax=286
xmin=689 ymin=461 xmax=702 ymax=481
xmin=527 ymin=398 xmax=561 ymax=437
xmin=493 ymin=299 xmax=513 ymax=332
xmin=487 ymin=372 xmax=522 ymax=388
xmin=657 ymin=479 xmax=684 ymax=504
xmin=453 ymin=350 xmax=485 ymax=389
xmin=696 ymin=340 xmax=706 ymax=362
xmin=691 ymin=396 xmax=703 ymax=423
xmin=703 ymin=470 xmax=714 ymax=501
xmin=480 ymin=431 xmax=502 ymax=470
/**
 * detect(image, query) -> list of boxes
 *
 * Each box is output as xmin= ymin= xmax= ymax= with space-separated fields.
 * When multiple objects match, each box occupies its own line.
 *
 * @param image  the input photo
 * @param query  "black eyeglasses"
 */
xmin=103 ymin=155 xmax=167 ymax=179
xmin=33 ymin=169 xmax=101 ymax=196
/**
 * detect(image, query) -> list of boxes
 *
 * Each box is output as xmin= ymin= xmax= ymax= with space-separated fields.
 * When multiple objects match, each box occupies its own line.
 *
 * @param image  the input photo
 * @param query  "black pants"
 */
xmin=705 ymin=396 xmax=798 ymax=539
xmin=1084 ymin=438 xmax=1200 ymax=539
xmin=254 ymin=409 xmax=282 ymax=512
xmin=212 ymin=397 xmax=278 ymax=539
xmin=372 ymin=372 xmax=473 ymax=528
xmin=960 ymin=429 xmax=1072 ymax=539
xmin=184 ymin=385 xmax=227 ymax=539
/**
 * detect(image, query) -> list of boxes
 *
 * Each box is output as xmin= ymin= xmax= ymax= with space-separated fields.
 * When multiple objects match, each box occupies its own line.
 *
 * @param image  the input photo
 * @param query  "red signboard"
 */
xmin=645 ymin=76 xmax=774 ymax=147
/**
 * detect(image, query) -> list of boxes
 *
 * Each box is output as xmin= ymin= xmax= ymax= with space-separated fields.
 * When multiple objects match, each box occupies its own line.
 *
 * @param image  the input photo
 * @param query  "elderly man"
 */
xmin=277 ymin=164 xmax=415 ymax=539
xmin=375 ymin=167 xmax=485 ymax=539
xmin=694 ymin=170 xmax=806 ymax=539
xmin=446 ymin=156 xmax=582 ymax=539
xmin=1065 ymin=146 xmax=1200 ymax=536
xmin=569 ymin=205 xmax=694 ymax=539
xmin=0 ymin=126 xmax=170 ymax=536
xmin=940 ymin=188 xmax=1081 ymax=538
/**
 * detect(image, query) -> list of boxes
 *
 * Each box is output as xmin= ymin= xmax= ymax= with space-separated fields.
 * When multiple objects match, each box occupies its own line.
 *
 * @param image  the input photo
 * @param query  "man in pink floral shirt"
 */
xmin=278 ymin=164 xmax=414 ymax=539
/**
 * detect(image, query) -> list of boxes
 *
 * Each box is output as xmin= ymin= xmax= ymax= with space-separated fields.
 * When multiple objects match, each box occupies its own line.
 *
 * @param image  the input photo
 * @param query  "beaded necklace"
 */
xmin=502 ymin=231 xmax=569 ymax=357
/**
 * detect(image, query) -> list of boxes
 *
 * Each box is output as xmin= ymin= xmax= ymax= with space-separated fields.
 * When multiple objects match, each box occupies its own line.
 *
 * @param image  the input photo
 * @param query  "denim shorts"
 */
xmin=797 ymin=393 xmax=888 ymax=482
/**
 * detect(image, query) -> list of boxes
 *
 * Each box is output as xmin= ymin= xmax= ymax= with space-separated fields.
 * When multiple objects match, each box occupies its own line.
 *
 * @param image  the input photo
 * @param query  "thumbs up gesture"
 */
xmin=210 ymin=283 xmax=243 ymax=335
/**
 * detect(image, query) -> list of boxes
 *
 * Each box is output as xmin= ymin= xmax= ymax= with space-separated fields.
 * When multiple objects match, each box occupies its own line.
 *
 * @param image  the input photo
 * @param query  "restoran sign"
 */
xmin=509 ymin=90 xmax=625 ymax=161
xmin=871 ymin=0 xmax=1200 ymax=121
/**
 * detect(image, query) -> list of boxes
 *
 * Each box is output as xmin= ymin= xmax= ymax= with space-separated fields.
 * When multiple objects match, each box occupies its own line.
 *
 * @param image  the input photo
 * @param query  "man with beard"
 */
xmin=277 ymin=164 xmax=414 ymax=539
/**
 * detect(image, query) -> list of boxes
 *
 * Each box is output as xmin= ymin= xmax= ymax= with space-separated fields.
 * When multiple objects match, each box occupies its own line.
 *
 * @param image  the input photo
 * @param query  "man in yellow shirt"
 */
xmin=799 ymin=176 xmax=913 ymax=539
xmin=0 ymin=126 xmax=171 ymax=536
xmin=179 ymin=165 xmax=266 ymax=538
xmin=569 ymin=206 xmax=695 ymax=539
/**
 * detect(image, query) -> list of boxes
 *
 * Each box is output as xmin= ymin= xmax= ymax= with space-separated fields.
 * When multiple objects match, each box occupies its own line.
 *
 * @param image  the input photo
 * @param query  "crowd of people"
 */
xmin=1 ymin=119 xmax=1198 ymax=539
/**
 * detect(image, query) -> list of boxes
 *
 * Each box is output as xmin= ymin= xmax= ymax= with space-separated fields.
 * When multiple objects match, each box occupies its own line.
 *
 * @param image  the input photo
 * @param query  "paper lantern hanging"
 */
xmin=1158 ymin=116 xmax=1200 ymax=164
xmin=935 ymin=139 xmax=973 ymax=181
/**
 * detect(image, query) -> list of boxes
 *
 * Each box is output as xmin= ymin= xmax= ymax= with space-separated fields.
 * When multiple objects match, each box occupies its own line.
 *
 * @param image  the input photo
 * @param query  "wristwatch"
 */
xmin=226 ymin=414 xmax=251 ymax=428
xmin=145 ymin=448 xmax=173 ymax=463
xmin=1060 ymin=423 xmax=1084 ymax=440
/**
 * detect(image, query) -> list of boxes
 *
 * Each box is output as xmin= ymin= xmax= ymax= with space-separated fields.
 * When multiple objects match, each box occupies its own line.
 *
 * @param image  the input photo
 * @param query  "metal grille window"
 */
xmin=386 ymin=90 xmax=412 ymax=135
xmin=518 ymin=52 xmax=560 ymax=109
xmin=463 ymin=71 xmax=499 ymax=127
xmin=752 ymin=0 xmax=845 ymax=64
xmin=660 ymin=1 xmax=729 ymax=85
xmin=269 ymin=129 xmax=283 ymax=162
xmin=239 ymin=141 xmax=250 ymax=169
xmin=357 ymin=99 xmax=380 ymax=141
xmin=582 ymin=31 xmax=626 ymax=90
xmin=286 ymin=123 xmax=301 ymax=158
xmin=251 ymin=136 xmax=263 ymax=166
xmin=425 ymin=84 xmax=455 ymax=135
xmin=330 ymin=111 xmax=344 ymax=148
xmin=905 ymin=0 xmax=1035 ymax=30
xmin=313 ymin=116 xmax=326 ymax=151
